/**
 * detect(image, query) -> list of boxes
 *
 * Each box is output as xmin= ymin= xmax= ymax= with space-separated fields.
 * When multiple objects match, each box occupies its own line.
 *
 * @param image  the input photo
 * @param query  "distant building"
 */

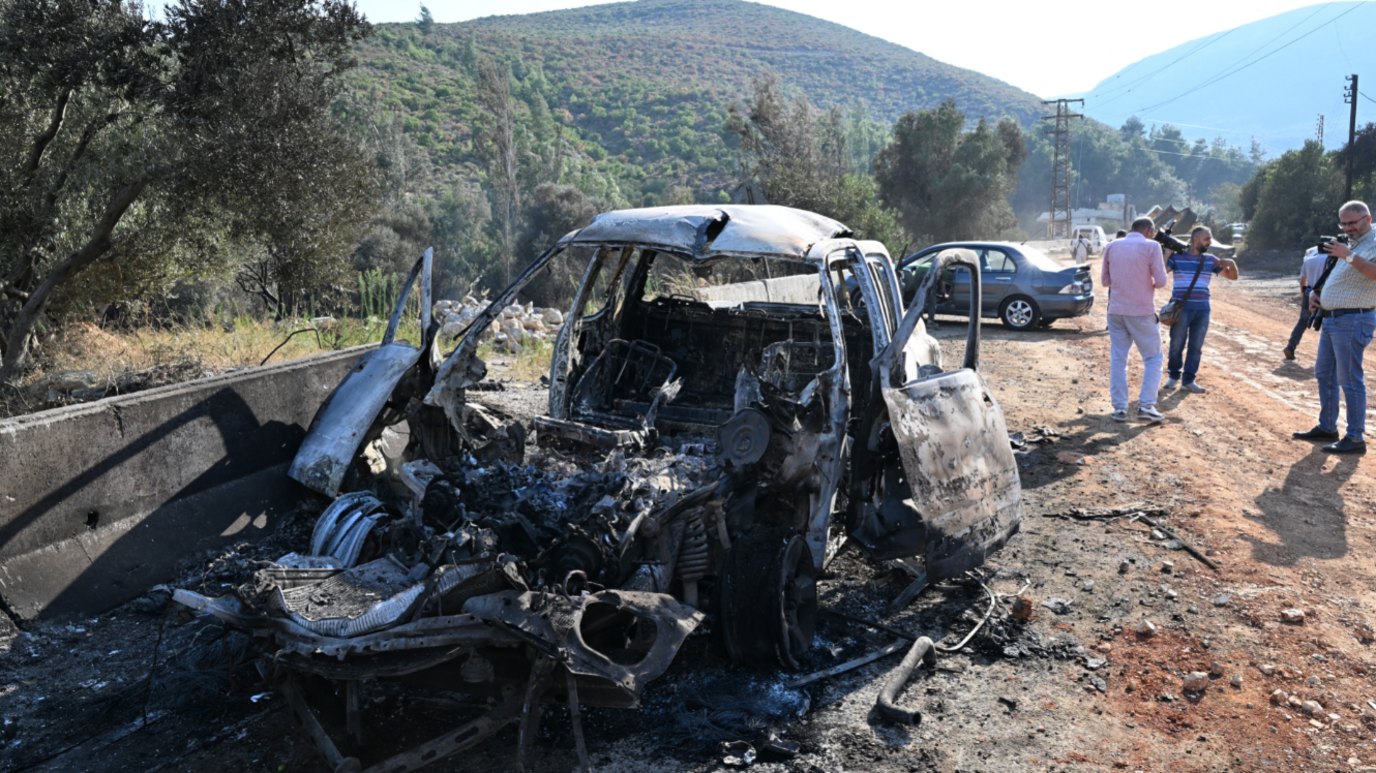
xmin=1036 ymin=207 xmax=1125 ymax=229
xmin=1038 ymin=195 xmax=1133 ymax=237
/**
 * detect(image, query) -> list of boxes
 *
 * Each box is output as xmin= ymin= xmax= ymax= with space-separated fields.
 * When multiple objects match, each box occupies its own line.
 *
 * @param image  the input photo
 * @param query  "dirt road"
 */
xmin=5 ymin=256 xmax=1376 ymax=773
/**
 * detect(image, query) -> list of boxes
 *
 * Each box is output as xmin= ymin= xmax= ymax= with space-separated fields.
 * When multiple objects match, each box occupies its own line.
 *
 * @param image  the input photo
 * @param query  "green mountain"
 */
xmin=350 ymin=0 xmax=1043 ymax=206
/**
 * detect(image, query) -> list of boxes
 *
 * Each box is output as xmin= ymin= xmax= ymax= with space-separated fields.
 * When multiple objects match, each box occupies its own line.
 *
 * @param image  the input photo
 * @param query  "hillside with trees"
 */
xmin=1237 ymin=127 xmax=1376 ymax=250
xmin=337 ymin=0 xmax=1047 ymax=289
xmin=344 ymin=0 xmax=1267 ymax=292
xmin=0 ymin=0 xmax=1276 ymax=394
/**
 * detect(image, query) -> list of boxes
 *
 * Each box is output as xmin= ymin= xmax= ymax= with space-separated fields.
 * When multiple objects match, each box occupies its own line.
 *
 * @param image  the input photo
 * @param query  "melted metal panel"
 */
xmin=288 ymin=342 xmax=421 ymax=496
xmin=289 ymin=249 xmax=432 ymax=497
xmin=568 ymin=206 xmax=725 ymax=254
xmin=461 ymin=589 xmax=703 ymax=707
xmin=567 ymin=205 xmax=850 ymax=261
xmin=880 ymin=369 xmax=1022 ymax=582
xmin=708 ymin=206 xmax=850 ymax=258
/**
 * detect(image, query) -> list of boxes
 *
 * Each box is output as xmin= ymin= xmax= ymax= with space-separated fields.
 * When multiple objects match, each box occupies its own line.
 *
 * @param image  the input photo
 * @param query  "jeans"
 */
xmin=1287 ymin=289 xmax=1311 ymax=351
xmin=1314 ymin=310 xmax=1376 ymax=441
xmin=1108 ymin=314 xmax=1163 ymax=410
xmin=1167 ymin=307 xmax=1211 ymax=384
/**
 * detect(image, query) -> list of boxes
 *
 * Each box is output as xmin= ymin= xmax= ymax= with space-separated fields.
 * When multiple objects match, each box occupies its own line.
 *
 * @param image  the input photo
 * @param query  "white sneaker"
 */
xmin=1138 ymin=405 xmax=1165 ymax=423
xmin=1183 ymin=382 xmax=1206 ymax=394
xmin=1111 ymin=409 xmax=1129 ymax=422
xmin=1163 ymin=377 xmax=1179 ymax=391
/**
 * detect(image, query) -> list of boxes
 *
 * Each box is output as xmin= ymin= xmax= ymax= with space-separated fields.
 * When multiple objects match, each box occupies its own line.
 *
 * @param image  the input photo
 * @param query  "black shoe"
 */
xmin=1323 ymin=438 xmax=1367 ymax=454
xmin=1293 ymin=427 xmax=1341 ymax=440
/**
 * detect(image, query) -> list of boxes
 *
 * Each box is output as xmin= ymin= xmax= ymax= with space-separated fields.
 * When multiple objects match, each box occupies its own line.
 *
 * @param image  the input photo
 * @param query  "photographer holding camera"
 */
xmin=1294 ymin=201 xmax=1376 ymax=454
xmin=1161 ymin=226 xmax=1238 ymax=394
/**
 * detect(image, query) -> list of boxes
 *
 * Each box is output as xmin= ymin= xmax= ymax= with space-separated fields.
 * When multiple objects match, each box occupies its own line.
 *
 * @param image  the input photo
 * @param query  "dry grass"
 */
xmin=5 ymin=313 xmax=557 ymax=415
xmin=487 ymin=338 xmax=555 ymax=382
xmin=0 ymin=315 xmax=426 ymax=418
xmin=35 ymin=315 xmax=422 ymax=378
xmin=0 ymin=285 xmax=570 ymax=421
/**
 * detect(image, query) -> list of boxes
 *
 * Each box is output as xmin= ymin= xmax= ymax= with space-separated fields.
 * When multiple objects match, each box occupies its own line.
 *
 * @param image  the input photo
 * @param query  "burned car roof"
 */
xmin=559 ymin=204 xmax=853 ymax=262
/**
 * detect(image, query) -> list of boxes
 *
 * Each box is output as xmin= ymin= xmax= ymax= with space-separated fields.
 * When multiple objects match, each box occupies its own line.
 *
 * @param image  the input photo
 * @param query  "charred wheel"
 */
xmin=718 ymin=528 xmax=817 ymax=668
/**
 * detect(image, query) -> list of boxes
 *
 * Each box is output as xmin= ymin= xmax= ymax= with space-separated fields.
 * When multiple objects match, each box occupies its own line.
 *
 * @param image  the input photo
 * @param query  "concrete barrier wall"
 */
xmin=0 ymin=345 xmax=374 ymax=621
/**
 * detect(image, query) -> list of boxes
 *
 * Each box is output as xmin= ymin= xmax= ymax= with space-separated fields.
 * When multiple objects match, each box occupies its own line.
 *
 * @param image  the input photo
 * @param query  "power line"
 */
xmin=1132 ymin=2 xmax=1367 ymax=115
xmin=1141 ymin=119 xmax=1246 ymax=134
xmin=1361 ymin=90 xmax=1376 ymax=105
xmin=1088 ymin=27 xmax=1239 ymax=109
xmin=1109 ymin=2 xmax=1335 ymax=113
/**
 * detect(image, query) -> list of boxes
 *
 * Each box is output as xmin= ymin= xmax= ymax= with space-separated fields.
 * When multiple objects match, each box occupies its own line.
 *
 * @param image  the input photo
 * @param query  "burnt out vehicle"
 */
xmin=175 ymin=205 xmax=1022 ymax=772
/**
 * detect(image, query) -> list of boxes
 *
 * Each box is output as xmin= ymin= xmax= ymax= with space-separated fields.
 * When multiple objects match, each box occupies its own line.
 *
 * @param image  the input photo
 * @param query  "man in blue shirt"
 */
xmin=1162 ymin=226 xmax=1239 ymax=393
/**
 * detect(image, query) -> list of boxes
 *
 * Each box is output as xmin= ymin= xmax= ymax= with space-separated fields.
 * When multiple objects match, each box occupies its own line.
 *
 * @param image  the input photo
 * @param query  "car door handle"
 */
xmin=996 ymin=276 xmax=1011 ymax=281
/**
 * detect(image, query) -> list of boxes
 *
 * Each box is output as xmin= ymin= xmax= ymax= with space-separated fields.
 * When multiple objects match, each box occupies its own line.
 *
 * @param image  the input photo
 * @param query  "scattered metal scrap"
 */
xmin=1039 ymin=502 xmax=1218 ymax=571
xmin=175 ymin=205 xmax=1025 ymax=771
xmin=876 ymin=636 xmax=937 ymax=725
xmin=1038 ymin=503 xmax=1168 ymax=521
xmin=1131 ymin=512 xmax=1220 ymax=572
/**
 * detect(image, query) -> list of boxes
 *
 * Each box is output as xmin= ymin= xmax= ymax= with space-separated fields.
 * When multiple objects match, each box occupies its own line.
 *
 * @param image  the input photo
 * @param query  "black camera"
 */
xmin=1317 ymin=234 xmax=1350 ymax=254
xmin=1152 ymin=220 xmax=1188 ymax=254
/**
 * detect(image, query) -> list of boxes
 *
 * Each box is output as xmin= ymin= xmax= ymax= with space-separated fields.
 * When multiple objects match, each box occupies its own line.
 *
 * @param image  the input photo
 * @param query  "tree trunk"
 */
xmin=0 ymin=175 xmax=150 ymax=384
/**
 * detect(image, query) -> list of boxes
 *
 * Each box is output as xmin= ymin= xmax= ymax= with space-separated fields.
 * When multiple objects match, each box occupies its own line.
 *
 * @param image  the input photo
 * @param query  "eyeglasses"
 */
xmin=1341 ymin=216 xmax=1370 ymax=227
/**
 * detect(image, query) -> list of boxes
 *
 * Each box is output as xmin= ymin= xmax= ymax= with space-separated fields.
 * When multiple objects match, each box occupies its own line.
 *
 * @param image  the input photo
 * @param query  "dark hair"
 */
xmin=1115 ymin=229 xmax=1127 ymax=238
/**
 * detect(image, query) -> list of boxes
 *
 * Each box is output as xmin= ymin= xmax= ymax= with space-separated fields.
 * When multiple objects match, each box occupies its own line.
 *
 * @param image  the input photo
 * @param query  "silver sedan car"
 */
xmin=897 ymin=241 xmax=1095 ymax=330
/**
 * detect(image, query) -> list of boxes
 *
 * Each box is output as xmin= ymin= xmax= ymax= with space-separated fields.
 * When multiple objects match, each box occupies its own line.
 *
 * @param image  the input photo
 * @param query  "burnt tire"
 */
xmin=1000 ymin=296 xmax=1040 ymax=331
xmin=719 ymin=529 xmax=817 ymax=669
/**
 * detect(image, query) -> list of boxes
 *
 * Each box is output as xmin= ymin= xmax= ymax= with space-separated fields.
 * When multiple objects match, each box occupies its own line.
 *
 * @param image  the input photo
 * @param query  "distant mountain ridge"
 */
xmin=461 ymin=0 xmax=1043 ymax=125
xmin=349 ymin=0 xmax=1047 ymax=206
xmin=1075 ymin=1 xmax=1376 ymax=155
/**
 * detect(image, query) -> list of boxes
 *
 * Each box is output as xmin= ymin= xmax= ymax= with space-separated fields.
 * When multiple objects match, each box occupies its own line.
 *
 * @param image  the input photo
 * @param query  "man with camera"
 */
xmin=1294 ymin=201 xmax=1376 ymax=454
xmin=1101 ymin=216 xmax=1169 ymax=423
xmin=1162 ymin=226 xmax=1238 ymax=393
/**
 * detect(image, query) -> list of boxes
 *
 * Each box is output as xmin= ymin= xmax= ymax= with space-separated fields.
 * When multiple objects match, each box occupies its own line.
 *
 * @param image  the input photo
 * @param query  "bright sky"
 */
xmin=331 ymin=0 xmax=1334 ymax=97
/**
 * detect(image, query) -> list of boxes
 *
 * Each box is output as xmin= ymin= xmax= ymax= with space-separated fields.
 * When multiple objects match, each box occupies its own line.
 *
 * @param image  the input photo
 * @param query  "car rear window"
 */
xmin=1018 ymin=246 xmax=1064 ymax=272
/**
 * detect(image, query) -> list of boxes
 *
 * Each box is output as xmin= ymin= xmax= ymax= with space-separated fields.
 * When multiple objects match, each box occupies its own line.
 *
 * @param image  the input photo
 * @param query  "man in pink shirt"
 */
xmin=1100 ymin=217 xmax=1170 ymax=422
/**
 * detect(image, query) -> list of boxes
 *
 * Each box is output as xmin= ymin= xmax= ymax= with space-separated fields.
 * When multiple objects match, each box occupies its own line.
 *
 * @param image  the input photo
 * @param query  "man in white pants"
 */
xmin=1100 ymin=217 xmax=1169 ymax=422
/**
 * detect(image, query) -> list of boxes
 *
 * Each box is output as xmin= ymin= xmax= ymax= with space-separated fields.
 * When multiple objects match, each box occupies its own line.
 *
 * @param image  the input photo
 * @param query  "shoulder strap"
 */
xmin=1313 ymin=255 xmax=1341 ymax=294
xmin=1172 ymin=254 xmax=1208 ymax=301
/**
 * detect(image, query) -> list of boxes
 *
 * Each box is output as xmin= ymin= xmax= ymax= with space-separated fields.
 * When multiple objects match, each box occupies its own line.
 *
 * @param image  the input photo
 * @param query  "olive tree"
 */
xmin=873 ymin=99 xmax=1026 ymax=245
xmin=0 ymin=0 xmax=371 ymax=382
xmin=727 ymin=75 xmax=908 ymax=249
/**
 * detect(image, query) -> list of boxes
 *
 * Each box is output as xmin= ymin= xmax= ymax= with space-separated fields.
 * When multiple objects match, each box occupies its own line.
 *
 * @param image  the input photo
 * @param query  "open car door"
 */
xmin=848 ymin=249 xmax=1022 ymax=583
xmin=289 ymin=249 xmax=433 ymax=497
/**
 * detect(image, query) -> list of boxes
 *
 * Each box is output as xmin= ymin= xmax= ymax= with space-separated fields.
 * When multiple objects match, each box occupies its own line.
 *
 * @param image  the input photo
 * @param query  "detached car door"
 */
xmin=849 ymin=249 xmax=1023 ymax=582
xmin=899 ymin=250 xmax=966 ymax=314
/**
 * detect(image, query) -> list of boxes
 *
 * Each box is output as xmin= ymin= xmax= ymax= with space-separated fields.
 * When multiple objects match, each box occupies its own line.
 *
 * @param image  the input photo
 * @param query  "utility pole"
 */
xmin=1042 ymin=99 xmax=1084 ymax=239
xmin=1317 ymin=114 xmax=1324 ymax=146
xmin=1345 ymin=74 xmax=1358 ymax=201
